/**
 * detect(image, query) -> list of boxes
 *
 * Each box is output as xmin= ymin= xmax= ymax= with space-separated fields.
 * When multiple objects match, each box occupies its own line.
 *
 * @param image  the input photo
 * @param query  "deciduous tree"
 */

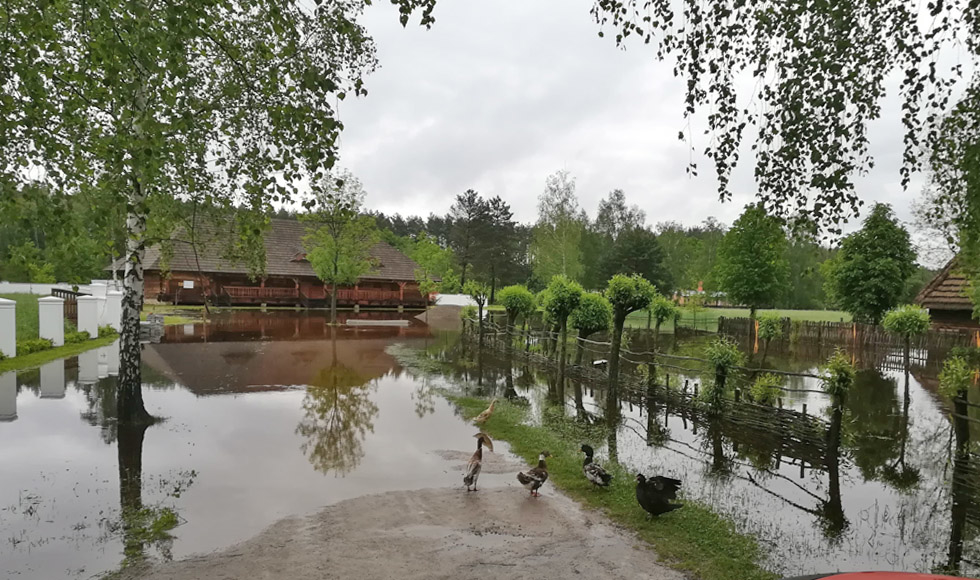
xmin=532 ymin=171 xmax=585 ymax=282
xmin=303 ymin=171 xmax=380 ymax=325
xmin=605 ymin=274 xmax=655 ymax=399
xmin=569 ymin=292 xmax=612 ymax=364
xmin=543 ymin=275 xmax=583 ymax=387
xmin=823 ymin=204 xmax=916 ymax=324
xmin=0 ymin=0 xmax=434 ymax=425
xmin=715 ymin=205 xmax=789 ymax=319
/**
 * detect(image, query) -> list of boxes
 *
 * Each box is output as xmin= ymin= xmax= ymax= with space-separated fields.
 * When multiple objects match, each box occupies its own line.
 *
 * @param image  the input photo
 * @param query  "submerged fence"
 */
xmin=718 ymin=316 xmax=977 ymax=350
xmin=463 ymin=317 xmax=838 ymax=456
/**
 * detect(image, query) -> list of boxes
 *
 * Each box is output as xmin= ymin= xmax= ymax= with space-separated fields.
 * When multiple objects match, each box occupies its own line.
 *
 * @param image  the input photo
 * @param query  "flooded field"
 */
xmin=2 ymin=310 xmax=978 ymax=578
xmin=0 ymin=311 xmax=490 ymax=579
xmin=433 ymin=328 xmax=980 ymax=577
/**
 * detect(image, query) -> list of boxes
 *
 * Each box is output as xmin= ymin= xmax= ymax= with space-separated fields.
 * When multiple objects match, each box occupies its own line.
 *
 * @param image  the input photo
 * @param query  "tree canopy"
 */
xmin=715 ymin=204 xmax=789 ymax=316
xmin=570 ymin=291 xmax=613 ymax=337
xmin=823 ymin=204 xmax=916 ymax=324
xmin=532 ymin=171 xmax=585 ymax=283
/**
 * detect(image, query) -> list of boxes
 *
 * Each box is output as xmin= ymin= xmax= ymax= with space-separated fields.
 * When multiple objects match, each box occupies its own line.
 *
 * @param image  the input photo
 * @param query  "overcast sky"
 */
xmin=336 ymin=0 xmax=936 ymax=252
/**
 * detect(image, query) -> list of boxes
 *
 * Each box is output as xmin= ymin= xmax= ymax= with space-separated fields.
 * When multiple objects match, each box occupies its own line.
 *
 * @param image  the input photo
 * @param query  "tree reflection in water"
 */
xmin=879 ymin=369 xmax=921 ymax=492
xmin=296 ymin=337 xmax=378 ymax=476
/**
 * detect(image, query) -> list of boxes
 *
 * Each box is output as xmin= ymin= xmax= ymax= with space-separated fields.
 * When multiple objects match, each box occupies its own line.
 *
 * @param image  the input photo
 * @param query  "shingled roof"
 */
xmin=128 ymin=218 xmax=424 ymax=282
xmin=915 ymin=258 xmax=973 ymax=311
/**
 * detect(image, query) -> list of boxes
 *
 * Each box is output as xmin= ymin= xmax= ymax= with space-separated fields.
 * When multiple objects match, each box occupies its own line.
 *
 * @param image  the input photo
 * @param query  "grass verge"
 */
xmin=0 ymin=334 xmax=118 ymax=374
xmin=0 ymin=293 xmax=40 ymax=339
xmin=139 ymin=311 xmax=197 ymax=325
xmin=447 ymin=396 xmax=776 ymax=580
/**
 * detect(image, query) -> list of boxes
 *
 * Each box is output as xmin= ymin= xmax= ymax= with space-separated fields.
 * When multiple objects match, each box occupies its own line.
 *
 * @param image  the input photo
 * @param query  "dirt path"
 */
xmin=124 ymin=470 xmax=684 ymax=580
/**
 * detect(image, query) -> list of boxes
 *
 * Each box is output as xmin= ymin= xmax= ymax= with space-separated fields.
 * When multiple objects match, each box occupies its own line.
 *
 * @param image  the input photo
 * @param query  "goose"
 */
xmin=580 ymin=444 xmax=612 ymax=488
xmin=463 ymin=432 xmax=493 ymax=492
xmin=635 ymin=473 xmax=683 ymax=517
xmin=517 ymin=451 xmax=551 ymax=497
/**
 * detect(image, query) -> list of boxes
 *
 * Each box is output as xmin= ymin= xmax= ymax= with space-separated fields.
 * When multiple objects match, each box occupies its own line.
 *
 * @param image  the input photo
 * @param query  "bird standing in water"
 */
xmin=517 ymin=451 xmax=551 ymax=497
xmin=463 ymin=432 xmax=493 ymax=492
xmin=580 ymin=444 xmax=612 ymax=488
xmin=473 ymin=398 xmax=497 ymax=424
xmin=635 ymin=473 xmax=683 ymax=517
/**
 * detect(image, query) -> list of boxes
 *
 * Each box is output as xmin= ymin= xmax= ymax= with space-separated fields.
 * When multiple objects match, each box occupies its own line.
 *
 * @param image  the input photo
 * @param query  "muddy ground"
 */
xmin=123 ymin=451 xmax=684 ymax=580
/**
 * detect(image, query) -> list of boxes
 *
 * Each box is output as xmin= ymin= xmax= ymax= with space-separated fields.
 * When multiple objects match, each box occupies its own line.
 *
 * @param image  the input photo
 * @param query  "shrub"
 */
xmin=705 ymin=335 xmax=745 ymax=369
xmin=18 ymin=338 xmax=54 ymax=355
xmin=460 ymin=305 xmax=478 ymax=321
xmin=65 ymin=330 xmax=91 ymax=344
xmin=756 ymin=312 xmax=783 ymax=342
xmin=822 ymin=348 xmax=855 ymax=399
xmin=497 ymin=285 xmax=536 ymax=326
xmin=750 ymin=373 xmax=783 ymax=406
xmin=98 ymin=325 xmax=118 ymax=338
xmin=939 ymin=356 xmax=973 ymax=399
xmin=569 ymin=292 xmax=612 ymax=337
xmin=882 ymin=304 xmax=931 ymax=340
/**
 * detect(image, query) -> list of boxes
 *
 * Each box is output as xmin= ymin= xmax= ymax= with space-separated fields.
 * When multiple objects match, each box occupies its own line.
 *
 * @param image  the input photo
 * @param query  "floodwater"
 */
xmin=3 ymin=310 xmax=979 ymax=578
xmin=0 ymin=311 xmax=504 ymax=579
xmin=436 ymin=329 xmax=980 ymax=578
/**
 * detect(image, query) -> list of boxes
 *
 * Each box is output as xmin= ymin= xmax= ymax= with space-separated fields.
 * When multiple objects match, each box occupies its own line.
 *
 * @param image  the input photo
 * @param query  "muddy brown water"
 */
xmin=0 ymin=312 xmax=507 ymax=579
xmin=2 ymin=311 xmax=979 ymax=578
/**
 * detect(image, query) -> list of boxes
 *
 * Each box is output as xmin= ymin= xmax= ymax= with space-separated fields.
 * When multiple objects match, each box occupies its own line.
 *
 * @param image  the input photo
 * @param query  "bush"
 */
xmin=939 ymin=356 xmax=973 ymax=399
xmin=98 ymin=325 xmax=118 ymax=338
xmin=756 ymin=312 xmax=783 ymax=342
xmin=750 ymin=373 xmax=783 ymax=405
xmin=822 ymin=348 xmax=855 ymax=399
xmin=882 ymin=304 xmax=931 ymax=339
xmin=18 ymin=338 xmax=54 ymax=355
xmin=705 ymin=336 xmax=744 ymax=369
xmin=460 ymin=305 xmax=478 ymax=321
xmin=497 ymin=285 xmax=536 ymax=325
xmin=65 ymin=330 xmax=91 ymax=344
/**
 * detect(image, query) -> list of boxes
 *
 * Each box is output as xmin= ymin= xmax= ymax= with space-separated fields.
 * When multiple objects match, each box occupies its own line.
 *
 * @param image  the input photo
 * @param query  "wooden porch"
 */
xmin=156 ymin=276 xmax=429 ymax=308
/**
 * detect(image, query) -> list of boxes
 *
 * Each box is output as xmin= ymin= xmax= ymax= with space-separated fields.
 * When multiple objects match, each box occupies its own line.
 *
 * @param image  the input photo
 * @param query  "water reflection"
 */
xmin=0 ymin=312 xmax=488 ymax=580
xmin=437 ymin=329 xmax=980 ymax=577
xmin=296 ymin=333 xmax=378 ymax=476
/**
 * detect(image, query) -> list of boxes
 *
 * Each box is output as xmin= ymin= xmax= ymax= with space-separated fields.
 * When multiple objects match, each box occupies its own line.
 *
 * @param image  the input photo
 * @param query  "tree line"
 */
xmin=2 ymin=168 xmax=935 ymax=325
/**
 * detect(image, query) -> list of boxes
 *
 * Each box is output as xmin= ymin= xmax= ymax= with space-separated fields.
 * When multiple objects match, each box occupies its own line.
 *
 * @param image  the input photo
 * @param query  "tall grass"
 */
xmin=0 ymin=293 xmax=40 ymax=339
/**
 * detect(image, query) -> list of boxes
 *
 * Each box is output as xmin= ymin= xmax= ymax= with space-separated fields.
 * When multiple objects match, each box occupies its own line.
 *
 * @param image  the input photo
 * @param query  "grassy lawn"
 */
xmin=139 ymin=311 xmax=197 ymax=325
xmin=625 ymin=307 xmax=851 ymax=332
xmin=0 ymin=334 xmax=118 ymax=374
xmin=0 ymin=293 xmax=40 ymax=339
xmin=449 ymin=396 xmax=776 ymax=580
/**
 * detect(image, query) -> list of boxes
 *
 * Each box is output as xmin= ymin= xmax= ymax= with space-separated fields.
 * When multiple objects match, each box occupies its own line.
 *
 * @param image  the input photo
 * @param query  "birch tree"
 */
xmin=0 ymin=0 xmax=435 ymax=425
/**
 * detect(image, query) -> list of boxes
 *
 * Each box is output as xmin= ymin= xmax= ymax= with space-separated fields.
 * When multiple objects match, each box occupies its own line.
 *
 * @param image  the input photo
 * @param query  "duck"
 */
xmin=473 ymin=398 xmax=497 ymax=424
xmin=517 ymin=451 xmax=551 ymax=497
xmin=635 ymin=473 xmax=683 ymax=517
xmin=463 ymin=432 xmax=493 ymax=492
xmin=580 ymin=444 xmax=612 ymax=488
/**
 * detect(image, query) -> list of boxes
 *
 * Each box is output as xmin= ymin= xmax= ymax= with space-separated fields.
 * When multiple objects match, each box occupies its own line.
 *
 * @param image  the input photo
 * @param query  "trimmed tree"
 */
xmin=882 ymin=304 xmax=931 ymax=367
xmin=543 ymin=275 xmax=584 ymax=388
xmin=715 ymin=204 xmax=789 ymax=319
xmin=570 ymin=292 xmax=613 ymax=365
xmin=823 ymin=204 xmax=916 ymax=324
xmin=464 ymin=280 xmax=490 ymax=349
xmin=649 ymin=294 xmax=679 ymax=337
xmin=756 ymin=312 xmax=784 ymax=365
xmin=302 ymin=170 xmax=379 ymax=325
xmin=497 ymin=284 xmax=536 ymax=348
xmin=605 ymin=274 xmax=656 ymax=401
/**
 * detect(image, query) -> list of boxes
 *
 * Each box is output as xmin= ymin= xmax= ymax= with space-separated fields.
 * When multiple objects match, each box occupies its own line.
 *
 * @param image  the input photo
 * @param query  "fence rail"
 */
xmin=718 ymin=316 xmax=977 ymax=350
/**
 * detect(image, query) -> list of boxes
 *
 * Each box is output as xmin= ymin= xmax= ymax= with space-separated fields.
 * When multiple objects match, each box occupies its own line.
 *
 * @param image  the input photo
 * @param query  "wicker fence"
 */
xmin=718 ymin=316 xmax=978 ymax=350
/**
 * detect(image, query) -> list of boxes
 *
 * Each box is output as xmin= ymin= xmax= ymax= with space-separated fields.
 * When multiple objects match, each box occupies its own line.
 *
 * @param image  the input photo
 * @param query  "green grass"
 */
xmin=139 ymin=311 xmax=197 ymax=325
xmin=449 ymin=396 xmax=776 ymax=580
xmin=0 ymin=334 xmax=118 ymax=374
xmin=0 ymin=293 xmax=40 ymax=339
xmin=625 ymin=307 xmax=851 ymax=332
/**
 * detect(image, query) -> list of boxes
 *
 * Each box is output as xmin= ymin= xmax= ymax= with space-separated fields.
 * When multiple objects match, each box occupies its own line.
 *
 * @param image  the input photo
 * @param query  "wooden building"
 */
xmin=118 ymin=218 xmax=431 ymax=308
xmin=915 ymin=258 xmax=978 ymax=328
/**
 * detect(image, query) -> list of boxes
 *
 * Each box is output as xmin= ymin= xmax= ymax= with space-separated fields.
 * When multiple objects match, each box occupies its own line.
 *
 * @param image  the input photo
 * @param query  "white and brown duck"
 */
xmin=517 ymin=451 xmax=551 ymax=497
xmin=463 ymin=432 xmax=493 ymax=492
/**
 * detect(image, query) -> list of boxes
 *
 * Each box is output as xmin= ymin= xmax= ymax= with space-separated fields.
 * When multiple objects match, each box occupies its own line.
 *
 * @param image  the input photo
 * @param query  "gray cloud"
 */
xmin=337 ymin=0 xmax=926 ymax=240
